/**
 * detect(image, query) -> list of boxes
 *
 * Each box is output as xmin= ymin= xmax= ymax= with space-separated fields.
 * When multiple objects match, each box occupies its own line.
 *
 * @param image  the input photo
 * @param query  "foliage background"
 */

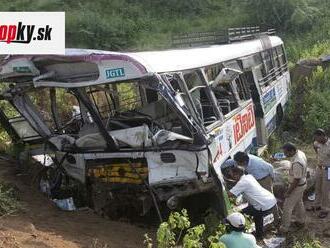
xmin=0 ymin=0 xmax=328 ymax=144
xmin=0 ymin=0 xmax=328 ymax=59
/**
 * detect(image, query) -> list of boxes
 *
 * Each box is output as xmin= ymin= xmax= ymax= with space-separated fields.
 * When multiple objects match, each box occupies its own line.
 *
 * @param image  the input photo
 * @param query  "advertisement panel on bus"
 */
xmin=208 ymin=101 xmax=256 ymax=181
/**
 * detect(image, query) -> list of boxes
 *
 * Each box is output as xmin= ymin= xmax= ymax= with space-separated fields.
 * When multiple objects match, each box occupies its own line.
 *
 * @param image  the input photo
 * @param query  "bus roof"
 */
xmin=130 ymin=35 xmax=283 ymax=73
xmin=0 ymin=36 xmax=283 ymax=87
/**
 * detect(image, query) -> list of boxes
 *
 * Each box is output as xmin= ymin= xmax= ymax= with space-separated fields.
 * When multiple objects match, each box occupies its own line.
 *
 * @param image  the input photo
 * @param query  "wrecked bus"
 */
xmin=0 ymin=28 xmax=290 ymax=219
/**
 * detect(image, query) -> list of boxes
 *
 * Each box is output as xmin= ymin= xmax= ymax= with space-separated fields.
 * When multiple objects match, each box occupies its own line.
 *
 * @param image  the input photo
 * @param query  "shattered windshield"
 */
xmin=84 ymin=80 xmax=188 ymax=136
xmin=0 ymin=75 xmax=202 ymax=150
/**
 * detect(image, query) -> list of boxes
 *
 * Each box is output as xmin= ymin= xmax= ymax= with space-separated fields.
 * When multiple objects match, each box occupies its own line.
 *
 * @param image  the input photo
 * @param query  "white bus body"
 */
xmin=0 ymin=34 xmax=289 ymax=217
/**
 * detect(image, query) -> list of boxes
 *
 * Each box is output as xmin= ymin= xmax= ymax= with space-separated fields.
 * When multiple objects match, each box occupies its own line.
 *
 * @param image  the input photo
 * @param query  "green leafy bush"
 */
xmin=284 ymin=67 xmax=330 ymax=140
xmin=303 ymin=68 xmax=330 ymax=138
xmin=183 ymin=224 xmax=205 ymax=248
xmin=302 ymin=89 xmax=330 ymax=137
xmin=293 ymin=239 xmax=322 ymax=248
xmin=145 ymin=209 xmax=226 ymax=248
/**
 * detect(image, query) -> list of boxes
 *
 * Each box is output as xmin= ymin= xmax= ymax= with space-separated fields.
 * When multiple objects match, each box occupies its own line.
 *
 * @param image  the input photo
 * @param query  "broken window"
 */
xmin=234 ymin=74 xmax=251 ymax=101
xmin=114 ymin=82 xmax=143 ymax=113
xmin=53 ymin=89 xmax=82 ymax=134
xmin=261 ymin=50 xmax=274 ymax=75
xmin=276 ymin=45 xmax=287 ymax=68
xmin=0 ymin=99 xmax=41 ymax=141
xmin=28 ymin=88 xmax=55 ymax=130
xmin=205 ymin=64 xmax=224 ymax=82
xmin=182 ymin=71 xmax=218 ymax=126
xmin=206 ymin=65 xmax=246 ymax=116
xmin=80 ymin=79 xmax=193 ymax=141
xmin=271 ymin=48 xmax=280 ymax=70
xmin=212 ymin=82 xmax=239 ymax=115
xmin=87 ymin=85 xmax=116 ymax=119
xmin=0 ymin=100 xmax=20 ymax=119
xmin=23 ymin=87 xmax=82 ymax=135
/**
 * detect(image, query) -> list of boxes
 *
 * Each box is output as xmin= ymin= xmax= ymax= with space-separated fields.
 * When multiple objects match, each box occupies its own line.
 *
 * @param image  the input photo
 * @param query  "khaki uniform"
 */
xmin=314 ymin=166 xmax=323 ymax=207
xmin=281 ymin=150 xmax=307 ymax=231
xmin=315 ymin=139 xmax=330 ymax=211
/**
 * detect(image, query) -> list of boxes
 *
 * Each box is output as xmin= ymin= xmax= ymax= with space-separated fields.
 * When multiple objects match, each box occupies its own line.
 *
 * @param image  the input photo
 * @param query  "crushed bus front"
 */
xmin=0 ymin=51 xmax=229 ymax=219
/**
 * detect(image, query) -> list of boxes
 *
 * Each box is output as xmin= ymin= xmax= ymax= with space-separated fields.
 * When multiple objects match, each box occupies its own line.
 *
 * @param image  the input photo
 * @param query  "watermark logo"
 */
xmin=0 ymin=12 xmax=65 ymax=54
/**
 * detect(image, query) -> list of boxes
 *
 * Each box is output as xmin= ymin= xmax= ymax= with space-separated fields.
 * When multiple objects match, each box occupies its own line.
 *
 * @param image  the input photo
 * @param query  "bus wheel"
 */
xmin=276 ymin=105 xmax=283 ymax=126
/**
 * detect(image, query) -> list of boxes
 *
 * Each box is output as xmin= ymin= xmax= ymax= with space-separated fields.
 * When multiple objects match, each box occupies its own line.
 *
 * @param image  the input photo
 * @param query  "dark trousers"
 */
xmin=242 ymin=205 xmax=274 ymax=239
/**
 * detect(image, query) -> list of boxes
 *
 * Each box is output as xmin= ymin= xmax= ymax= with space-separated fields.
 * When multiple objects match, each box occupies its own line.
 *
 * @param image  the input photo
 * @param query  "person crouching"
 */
xmin=219 ymin=212 xmax=261 ymax=248
xmin=228 ymin=166 xmax=277 ymax=240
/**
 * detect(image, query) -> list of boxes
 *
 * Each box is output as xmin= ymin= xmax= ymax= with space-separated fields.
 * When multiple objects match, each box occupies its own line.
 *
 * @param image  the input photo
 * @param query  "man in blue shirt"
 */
xmin=223 ymin=152 xmax=274 ymax=192
xmin=219 ymin=212 xmax=261 ymax=248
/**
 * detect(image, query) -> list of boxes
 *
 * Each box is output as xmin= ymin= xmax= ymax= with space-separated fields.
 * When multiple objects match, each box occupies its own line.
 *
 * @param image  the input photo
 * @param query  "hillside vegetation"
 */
xmin=0 ymin=0 xmax=329 ymax=61
xmin=0 ymin=0 xmax=330 ymax=140
xmin=0 ymin=2 xmax=329 ymax=247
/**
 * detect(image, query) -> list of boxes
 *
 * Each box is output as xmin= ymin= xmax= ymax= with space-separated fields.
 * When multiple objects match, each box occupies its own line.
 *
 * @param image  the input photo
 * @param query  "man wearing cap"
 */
xmin=219 ymin=212 xmax=261 ymax=248
xmin=228 ymin=166 xmax=277 ymax=240
xmin=279 ymin=143 xmax=307 ymax=233
xmin=223 ymin=152 xmax=275 ymax=192
xmin=310 ymin=129 xmax=330 ymax=218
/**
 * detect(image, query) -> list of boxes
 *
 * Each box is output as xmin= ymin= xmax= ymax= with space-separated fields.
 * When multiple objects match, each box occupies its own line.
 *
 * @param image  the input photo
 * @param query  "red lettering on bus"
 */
xmin=233 ymin=104 xmax=255 ymax=145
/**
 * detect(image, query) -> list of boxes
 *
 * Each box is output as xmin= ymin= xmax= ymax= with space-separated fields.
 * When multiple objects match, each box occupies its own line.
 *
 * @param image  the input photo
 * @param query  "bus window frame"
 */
xmin=175 ymin=69 xmax=223 ymax=128
xmin=205 ymin=64 xmax=250 ymax=117
xmin=233 ymin=74 xmax=251 ymax=102
xmin=258 ymin=46 xmax=289 ymax=89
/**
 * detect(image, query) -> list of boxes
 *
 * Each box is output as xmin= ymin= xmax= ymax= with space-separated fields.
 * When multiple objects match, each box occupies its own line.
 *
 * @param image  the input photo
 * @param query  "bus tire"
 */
xmin=276 ymin=105 xmax=283 ymax=126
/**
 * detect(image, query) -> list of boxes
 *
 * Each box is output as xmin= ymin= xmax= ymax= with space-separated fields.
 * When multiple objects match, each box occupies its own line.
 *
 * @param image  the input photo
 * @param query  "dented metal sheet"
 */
xmin=145 ymin=150 xmax=198 ymax=185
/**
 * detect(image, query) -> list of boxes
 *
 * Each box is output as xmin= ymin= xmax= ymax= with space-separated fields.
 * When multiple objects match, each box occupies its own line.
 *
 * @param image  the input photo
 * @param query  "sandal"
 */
xmin=306 ymin=206 xmax=321 ymax=211
xmin=318 ymin=211 xmax=328 ymax=219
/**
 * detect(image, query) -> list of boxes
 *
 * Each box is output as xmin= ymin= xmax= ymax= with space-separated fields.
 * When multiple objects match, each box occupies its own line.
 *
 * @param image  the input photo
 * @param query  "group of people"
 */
xmin=218 ymin=134 xmax=320 ymax=247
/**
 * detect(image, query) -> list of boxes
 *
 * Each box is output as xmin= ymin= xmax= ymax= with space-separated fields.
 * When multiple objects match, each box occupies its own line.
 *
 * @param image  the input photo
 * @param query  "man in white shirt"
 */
xmin=279 ymin=143 xmax=307 ymax=233
xmin=228 ymin=166 xmax=277 ymax=240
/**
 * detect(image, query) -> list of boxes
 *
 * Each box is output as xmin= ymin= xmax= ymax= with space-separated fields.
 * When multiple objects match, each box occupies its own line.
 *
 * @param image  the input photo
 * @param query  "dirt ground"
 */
xmin=0 ymin=159 xmax=153 ymax=248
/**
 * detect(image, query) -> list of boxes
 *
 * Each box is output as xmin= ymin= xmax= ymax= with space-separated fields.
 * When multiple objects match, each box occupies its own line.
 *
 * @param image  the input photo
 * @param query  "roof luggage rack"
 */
xmin=172 ymin=26 xmax=276 ymax=48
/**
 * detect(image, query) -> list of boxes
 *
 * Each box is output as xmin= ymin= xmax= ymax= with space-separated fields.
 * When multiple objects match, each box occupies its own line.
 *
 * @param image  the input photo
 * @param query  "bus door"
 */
xmin=240 ymin=54 xmax=268 ymax=146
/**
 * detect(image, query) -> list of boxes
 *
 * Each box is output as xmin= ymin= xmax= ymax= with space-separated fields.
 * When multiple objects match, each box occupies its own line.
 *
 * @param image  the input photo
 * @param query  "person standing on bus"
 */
xmin=219 ymin=212 xmax=261 ymax=248
xmin=279 ymin=143 xmax=307 ymax=233
xmin=233 ymin=152 xmax=275 ymax=192
xmin=311 ymin=129 xmax=330 ymax=218
xmin=228 ymin=166 xmax=277 ymax=240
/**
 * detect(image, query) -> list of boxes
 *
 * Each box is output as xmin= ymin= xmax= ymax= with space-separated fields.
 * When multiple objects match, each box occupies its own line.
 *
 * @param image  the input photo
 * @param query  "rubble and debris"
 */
xmin=263 ymin=237 xmax=285 ymax=248
xmin=53 ymin=197 xmax=76 ymax=211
